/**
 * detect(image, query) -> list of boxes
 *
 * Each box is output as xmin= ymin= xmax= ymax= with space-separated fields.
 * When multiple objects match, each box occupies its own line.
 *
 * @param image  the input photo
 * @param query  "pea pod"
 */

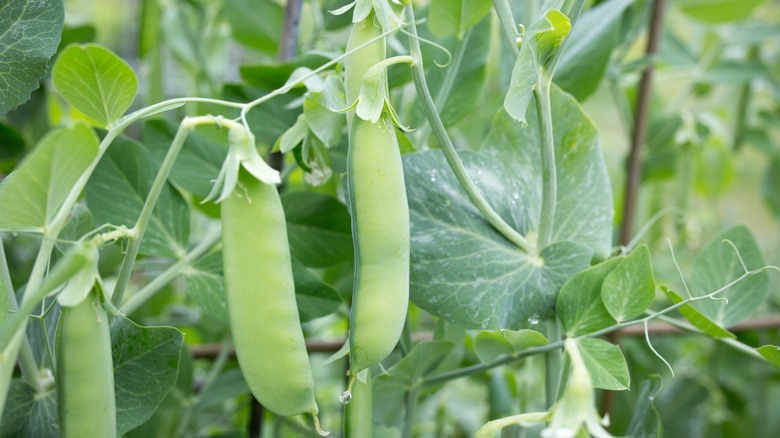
xmin=221 ymin=170 xmax=325 ymax=432
xmin=56 ymin=290 xmax=116 ymax=438
xmin=345 ymin=15 xmax=386 ymax=119
xmin=347 ymin=117 xmax=410 ymax=375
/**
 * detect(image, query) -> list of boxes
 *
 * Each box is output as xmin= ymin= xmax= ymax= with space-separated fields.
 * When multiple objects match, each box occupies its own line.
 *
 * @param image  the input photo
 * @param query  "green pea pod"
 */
xmin=221 ymin=170 xmax=325 ymax=433
xmin=345 ymin=15 xmax=386 ymax=118
xmin=347 ymin=116 xmax=410 ymax=376
xmin=56 ymin=289 xmax=116 ymax=438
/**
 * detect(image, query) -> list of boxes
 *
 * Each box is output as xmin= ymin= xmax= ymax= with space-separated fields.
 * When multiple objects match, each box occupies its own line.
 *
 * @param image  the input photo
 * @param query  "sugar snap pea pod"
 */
xmin=345 ymin=15 xmax=386 ymax=119
xmin=56 ymin=289 xmax=116 ymax=438
xmin=347 ymin=116 xmax=410 ymax=377
xmin=221 ymin=170 xmax=327 ymax=435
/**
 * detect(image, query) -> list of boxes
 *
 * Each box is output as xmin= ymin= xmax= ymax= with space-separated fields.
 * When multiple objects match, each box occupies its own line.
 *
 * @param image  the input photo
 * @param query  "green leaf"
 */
xmin=0 ymin=380 xmax=57 ymax=437
xmin=427 ymin=0 xmax=492 ymax=39
xmin=112 ymin=317 xmax=184 ymax=436
xmin=282 ymin=191 xmax=353 ymax=267
xmin=0 ymin=0 xmax=63 ymax=116
xmin=224 ymin=0 xmax=282 ymax=52
xmin=601 ymin=245 xmax=656 ymax=322
xmin=405 ymin=149 xmax=593 ymax=329
xmin=627 ymin=375 xmax=663 ymax=438
xmin=185 ymin=251 xmax=229 ymax=325
xmin=143 ymin=119 xmax=227 ymax=199
xmin=290 ymin=257 xmax=342 ymax=322
xmin=52 ymin=44 xmax=137 ymax=126
xmin=677 ymin=0 xmax=766 ymax=23
xmin=557 ymin=258 xmax=621 ymax=336
xmin=191 ymin=368 xmax=249 ymax=411
xmin=278 ymin=114 xmax=309 ymax=153
xmin=240 ymin=53 xmax=332 ymax=90
xmin=661 ymin=285 xmax=735 ymax=339
xmin=757 ymin=345 xmax=780 ymax=369
xmin=0 ymin=123 xmax=99 ymax=232
xmin=554 ymin=0 xmax=634 ymax=101
xmin=379 ymin=340 xmax=455 ymax=387
xmin=504 ymin=9 xmax=572 ymax=123
xmin=473 ymin=329 xmax=548 ymax=363
xmin=85 ymin=133 xmax=190 ymax=258
xmin=763 ymin=158 xmax=780 ymax=219
xmin=304 ymin=93 xmax=344 ymax=148
xmin=481 ymin=87 xmax=614 ymax=259
xmin=691 ymin=226 xmax=769 ymax=327
xmin=578 ymin=338 xmax=629 ymax=391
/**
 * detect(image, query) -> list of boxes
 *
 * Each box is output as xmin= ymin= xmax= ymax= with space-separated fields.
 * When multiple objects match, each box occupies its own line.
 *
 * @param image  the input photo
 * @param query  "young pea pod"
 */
xmin=347 ymin=117 xmax=410 ymax=376
xmin=56 ymin=289 xmax=116 ymax=438
xmin=345 ymin=15 xmax=386 ymax=119
xmin=221 ymin=170 xmax=325 ymax=433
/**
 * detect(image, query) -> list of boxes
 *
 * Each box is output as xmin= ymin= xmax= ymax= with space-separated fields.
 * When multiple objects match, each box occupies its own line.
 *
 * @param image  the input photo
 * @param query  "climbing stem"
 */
xmin=403 ymin=4 xmax=532 ymax=254
xmin=534 ymin=78 xmax=556 ymax=249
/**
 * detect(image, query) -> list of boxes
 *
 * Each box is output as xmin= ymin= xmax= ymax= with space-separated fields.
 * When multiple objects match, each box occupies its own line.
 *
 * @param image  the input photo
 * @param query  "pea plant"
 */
xmin=1 ymin=0 xmax=780 ymax=436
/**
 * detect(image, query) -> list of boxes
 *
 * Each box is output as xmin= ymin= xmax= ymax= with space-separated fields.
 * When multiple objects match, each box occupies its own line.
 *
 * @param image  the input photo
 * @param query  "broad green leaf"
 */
xmin=677 ymin=0 xmax=765 ymax=24
xmin=224 ymin=0 xmax=282 ymax=52
xmin=481 ymin=87 xmax=613 ymax=259
xmin=240 ymin=53 xmax=332 ymax=90
xmin=185 ymin=251 xmax=229 ymax=325
xmin=473 ymin=329 xmax=548 ymax=363
xmin=578 ymin=338 xmax=629 ymax=390
xmin=0 ymin=0 xmax=63 ymax=116
xmin=554 ymin=0 xmax=634 ymax=101
xmin=112 ymin=317 xmax=184 ymax=436
xmin=427 ymin=0 xmax=492 ymax=39
xmin=757 ymin=345 xmax=780 ymax=369
xmin=602 ymin=245 xmax=655 ymax=322
xmin=52 ymin=44 xmax=137 ymax=126
xmin=405 ymin=150 xmax=593 ymax=329
xmin=627 ymin=376 xmax=663 ymax=438
xmin=0 ymin=123 xmax=99 ymax=232
xmin=504 ymin=9 xmax=572 ymax=123
xmin=282 ymin=191 xmax=353 ymax=267
xmin=191 ymin=368 xmax=249 ymax=411
xmin=691 ymin=226 xmax=769 ymax=327
xmin=85 ymin=133 xmax=190 ymax=258
xmin=661 ymin=285 xmax=735 ymax=339
xmin=557 ymin=258 xmax=621 ymax=336
xmin=376 ymin=340 xmax=454 ymax=387
xmin=143 ymin=119 xmax=227 ymax=199
xmin=0 ymin=380 xmax=57 ymax=437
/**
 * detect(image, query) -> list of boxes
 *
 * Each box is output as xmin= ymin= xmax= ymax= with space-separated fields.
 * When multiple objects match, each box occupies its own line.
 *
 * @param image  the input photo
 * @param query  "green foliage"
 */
xmin=0 ymin=0 xmax=63 ymax=116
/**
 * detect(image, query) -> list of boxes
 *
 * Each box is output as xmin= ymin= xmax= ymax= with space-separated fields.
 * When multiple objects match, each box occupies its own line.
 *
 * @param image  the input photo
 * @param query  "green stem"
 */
xmin=402 ymin=386 xmax=419 ymax=438
xmin=732 ymin=45 xmax=759 ymax=151
xmin=415 ymin=28 xmax=473 ymax=146
xmin=544 ymin=318 xmax=562 ymax=409
xmin=492 ymin=0 xmax=521 ymax=57
xmin=534 ymin=79 xmax=556 ymax=249
xmin=111 ymin=119 xmax=195 ymax=307
xmin=120 ymin=228 xmax=221 ymax=315
xmin=403 ymin=4 xmax=532 ymax=254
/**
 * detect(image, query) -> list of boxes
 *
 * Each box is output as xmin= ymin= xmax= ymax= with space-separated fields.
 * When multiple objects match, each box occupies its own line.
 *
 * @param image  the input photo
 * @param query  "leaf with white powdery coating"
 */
xmin=0 ymin=0 xmax=63 ymax=116
xmin=53 ymin=43 xmax=137 ymax=126
xmin=601 ymin=245 xmax=655 ymax=322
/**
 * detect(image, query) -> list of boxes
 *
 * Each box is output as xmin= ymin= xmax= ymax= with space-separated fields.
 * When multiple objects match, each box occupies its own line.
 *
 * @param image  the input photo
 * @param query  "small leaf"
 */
xmin=428 ymin=0 xmax=492 ymax=38
xmin=0 ymin=380 xmax=57 ymax=437
xmin=473 ymin=329 xmax=548 ymax=363
xmin=757 ymin=345 xmax=780 ymax=369
xmin=690 ymin=226 xmax=769 ymax=327
xmin=601 ymin=245 xmax=656 ymax=322
xmin=504 ymin=9 xmax=572 ymax=123
xmin=304 ymin=94 xmax=344 ymax=147
xmin=0 ymin=0 xmax=64 ymax=116
xmin=0 ymin=123 xmax=99 ymax=232
xmin=53 ymin=44 xmax=138 ymax=126
xmin=557 ymin=257 xmax=621 ymax=336
xmin=578 ymin=338 xmax=630 ymax=391
xmin=278 ymin=114 xmax=309 ymax=153
xmin=112 ymin=317 xmax=184 ymax=435
xmin=661 ymin=285 xmax=735 ymax=339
